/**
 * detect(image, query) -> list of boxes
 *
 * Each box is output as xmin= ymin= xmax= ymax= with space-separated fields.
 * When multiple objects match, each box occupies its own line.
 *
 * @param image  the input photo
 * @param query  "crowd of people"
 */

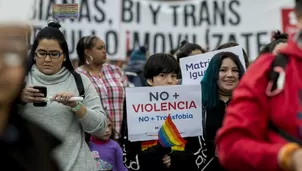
xmin=3 ymin=0 xmax=302 ymax=171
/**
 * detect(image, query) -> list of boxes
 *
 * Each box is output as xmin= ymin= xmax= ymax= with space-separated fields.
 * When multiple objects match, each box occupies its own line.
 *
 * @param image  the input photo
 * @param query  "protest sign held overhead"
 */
xmin=180 ymin=45 xmax=245 ymax=85
xmin=30 ymin=0 xmax=295 ymax=60
xmin=121 ymin=0 xmax=295 ymax=60
xmin=126 ymin=85 xmax=203 ymax=142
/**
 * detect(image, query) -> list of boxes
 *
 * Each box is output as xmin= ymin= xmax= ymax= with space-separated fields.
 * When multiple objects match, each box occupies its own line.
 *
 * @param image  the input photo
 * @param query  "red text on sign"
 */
xmin=132 ymin=101 xmax=197 ymax=113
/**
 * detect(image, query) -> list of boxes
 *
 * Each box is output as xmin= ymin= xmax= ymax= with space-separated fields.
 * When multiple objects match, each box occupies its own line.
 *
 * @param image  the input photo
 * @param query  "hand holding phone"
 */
xmin=21 ymin=86 xmax=47 ymax=106
xmin=32 ymin=86 xmax=47 ymax=107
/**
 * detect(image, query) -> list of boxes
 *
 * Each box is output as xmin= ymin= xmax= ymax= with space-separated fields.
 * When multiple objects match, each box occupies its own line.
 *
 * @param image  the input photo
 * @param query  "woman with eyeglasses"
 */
xmin=76 ymin=36 xmax=128 ymax=140
xmin=0 ymin=23 xmax=61 ymax=171
xmin=19 ymin=21 xmax=107 ymax=171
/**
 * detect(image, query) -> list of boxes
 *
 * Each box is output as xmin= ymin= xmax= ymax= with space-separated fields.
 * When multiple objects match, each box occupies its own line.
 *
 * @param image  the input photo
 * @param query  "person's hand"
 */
xmin=21 ymin=86 xmax=45 ymax=103
xmin=52 ymin=92 xmax=77 ymax=108
xmin=162 ymin=155 xmax=171 ymax=168
xmin=291 ymin=150 xmax=302 ymax=171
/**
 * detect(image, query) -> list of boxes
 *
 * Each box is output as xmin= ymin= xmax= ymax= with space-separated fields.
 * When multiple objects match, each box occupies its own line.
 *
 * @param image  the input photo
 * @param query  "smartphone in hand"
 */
xmin=33 ymin=86 xmax=47 ymax=107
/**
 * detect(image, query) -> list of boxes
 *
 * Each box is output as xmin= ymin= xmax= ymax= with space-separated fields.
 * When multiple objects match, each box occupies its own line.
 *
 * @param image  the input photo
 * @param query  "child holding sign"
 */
xmin=121 ymin=53 xmax=207 ymax=171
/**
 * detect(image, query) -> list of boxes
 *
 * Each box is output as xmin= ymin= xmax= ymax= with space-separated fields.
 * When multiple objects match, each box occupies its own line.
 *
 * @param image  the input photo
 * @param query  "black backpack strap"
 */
xmin=266 ymin=54 xmax=288 ymax=96
xmin=269 ymin=121 xmax=302 ymax=145
xmin=71 ymin=71 xmax=85 ymax=98
xmin=71 ymin=71 xmax=89 ymax=143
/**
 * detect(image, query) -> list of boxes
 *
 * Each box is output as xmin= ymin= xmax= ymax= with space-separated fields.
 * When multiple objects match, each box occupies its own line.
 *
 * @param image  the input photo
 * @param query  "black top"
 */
xmin=202 ymin=100 xmax=229 ymax=171
xmin=0 ymin=111 xmax=61 ymax=171
xmin=120 ymin=101 xmax=208 ymax=171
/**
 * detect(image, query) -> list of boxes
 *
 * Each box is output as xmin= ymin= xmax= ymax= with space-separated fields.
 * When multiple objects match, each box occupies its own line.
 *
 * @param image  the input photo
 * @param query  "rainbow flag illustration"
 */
xmin=158 ymin=114 xmax=187 ymax=148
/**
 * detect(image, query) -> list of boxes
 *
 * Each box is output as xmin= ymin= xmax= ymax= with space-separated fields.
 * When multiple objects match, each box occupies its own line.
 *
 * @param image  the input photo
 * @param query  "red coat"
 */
xmin=216 ymin=37 xmax=302 ymax=171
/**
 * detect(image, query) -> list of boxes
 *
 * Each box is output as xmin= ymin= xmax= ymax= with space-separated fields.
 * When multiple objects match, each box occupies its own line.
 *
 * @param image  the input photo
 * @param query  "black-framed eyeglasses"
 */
xmin=35 ymin=51 xmax=63 ymax=59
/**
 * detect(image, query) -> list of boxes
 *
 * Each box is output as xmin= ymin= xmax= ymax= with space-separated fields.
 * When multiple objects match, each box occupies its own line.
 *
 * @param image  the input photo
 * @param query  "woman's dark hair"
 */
xmin=271 ymin=30 xmax=288 ymax=40
xmin=144 ymin=53 xmax=180 ymax=80
xmin=259 ymin=31 xmax=288 ymax=55
xmin=27 ymin=20 xmax=74 ymax=73
xmin=259 ymin=43 xmax=271 ymax=55
xmin=269 ymin=31 xmax=288 ymax=52
xmin=216 ymin=42 xmax=249 ymax=68
xmin=169 ymin=48 xmax=178 ymax=55
xmin=175 ymin=40 xmax=207 ymax=63
xmin=76 ymin=35 xmax=98 ymax=66
xmin=201 ymin=52 xmax=245 ymax=109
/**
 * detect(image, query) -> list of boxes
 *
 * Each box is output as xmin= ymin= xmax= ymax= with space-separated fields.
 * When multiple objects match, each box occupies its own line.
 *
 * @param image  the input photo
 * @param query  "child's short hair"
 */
xmin=143 ymin=53 xmax=180 ymax=80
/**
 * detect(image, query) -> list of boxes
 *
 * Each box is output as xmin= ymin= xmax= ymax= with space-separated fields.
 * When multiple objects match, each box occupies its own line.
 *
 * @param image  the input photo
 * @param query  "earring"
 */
xmin=63 ymin=58 xmax=66 ymax=61
xmin=86 ymin=55 xmax=93 ymax=65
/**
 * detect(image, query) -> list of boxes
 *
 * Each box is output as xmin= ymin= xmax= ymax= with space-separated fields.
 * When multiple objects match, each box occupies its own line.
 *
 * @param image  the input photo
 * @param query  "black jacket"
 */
xmin=120 ymin=101 xmax=208 ymax=171
xmin=0 ymin=111 xmax=61 ymax=171
xmin=202 ymin=100 xmax=229 ymax=171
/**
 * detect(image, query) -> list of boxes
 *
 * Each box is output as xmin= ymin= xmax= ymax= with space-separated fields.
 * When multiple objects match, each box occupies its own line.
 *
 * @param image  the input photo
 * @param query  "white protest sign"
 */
xmin=126 ymin=85 xmax=203 ymax=142
xmin=179 ymin=46 xmax=245 ymax=85
xmin=0 ymin=0 xmax=35 ymax=23
xmin=30 ymin=0 xmax=123 ymax=60
xmin=30 ymin=0 xmax=295 ymax=60
xmin=121 ymin=0 xmax=294 ymax=60
xmin=0 ymin=0 xmax=35 ymax=45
